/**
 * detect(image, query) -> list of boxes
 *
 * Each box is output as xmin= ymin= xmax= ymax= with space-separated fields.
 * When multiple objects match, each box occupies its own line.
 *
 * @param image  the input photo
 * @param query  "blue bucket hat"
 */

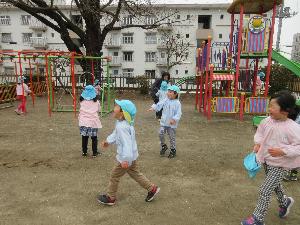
xmin=115 ymin=99 xmax=136 ymax=125
xmin=81 ymin=85 xmax=96 ymax=100
xmin=243 ymin=152 xmax=261 ymax=178
xmin=258 ymin=71 xmax=265 ymax=79
xmin=160 ymin=81 xmax=168 ymax=91
xmin=168 ymin=85 xmax=180 ymax=94
xmin=17 ymin=76 xmax=25 ymax=84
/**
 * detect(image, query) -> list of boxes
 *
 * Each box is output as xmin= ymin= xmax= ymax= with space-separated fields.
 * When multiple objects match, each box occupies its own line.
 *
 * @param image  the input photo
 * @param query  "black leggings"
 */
xmin=154 ymin=98 xmax=163 ymax=119
xmin=82 ymin=136 xmax=98 ymax=154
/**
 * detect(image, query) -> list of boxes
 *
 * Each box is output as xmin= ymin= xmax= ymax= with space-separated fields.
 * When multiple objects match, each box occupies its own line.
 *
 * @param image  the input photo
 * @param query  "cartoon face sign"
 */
xmin=248 ymin=15 xmax=266 ymax=34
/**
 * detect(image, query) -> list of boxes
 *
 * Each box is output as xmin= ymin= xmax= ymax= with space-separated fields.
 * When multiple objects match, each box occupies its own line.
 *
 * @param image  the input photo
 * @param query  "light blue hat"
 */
xmin=81 ymin=85 xmax=96 ymax=100
xmin=94 ymin=79 xmax=100 ymax=85
xmin=168 ymin=85 xmax=180 ymax=94
xmin=160 ymin=81 xmax=168 ymax=91
xmin=17 ymin=76 xmax=25 ymax=83
xmin=115 ymin=99 xmax=136 ymax=125
xmin=243 ymin=152 xmax=261 ymax=178
xmin=258 ymin=71 xmax=265 ymax=78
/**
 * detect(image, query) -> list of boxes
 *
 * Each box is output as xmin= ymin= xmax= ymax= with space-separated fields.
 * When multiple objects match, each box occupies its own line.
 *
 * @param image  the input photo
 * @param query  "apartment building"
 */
xmin=0 ymin=2 xmax=232 ymax=78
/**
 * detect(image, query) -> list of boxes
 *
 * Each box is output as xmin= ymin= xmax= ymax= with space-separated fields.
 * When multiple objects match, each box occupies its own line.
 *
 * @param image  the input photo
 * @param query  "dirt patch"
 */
xmin=0 ymin=93 xmax=299 ymax=225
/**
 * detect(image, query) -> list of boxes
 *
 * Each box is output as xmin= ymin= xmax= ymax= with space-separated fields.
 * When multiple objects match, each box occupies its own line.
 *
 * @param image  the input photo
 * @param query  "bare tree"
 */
xmin=3 ymin=0 xmax=178 ymax=79
xmin=159 ymin=30 xmax=191 ymax=72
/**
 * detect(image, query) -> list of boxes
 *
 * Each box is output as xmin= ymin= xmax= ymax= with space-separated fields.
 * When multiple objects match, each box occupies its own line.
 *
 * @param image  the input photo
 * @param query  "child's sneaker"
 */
xmin=92 ymin=152 xmax=101 ymax=158
xmin=145 ymin=185 xmax=160 ymax=202
xmin=82 ymin=152 xmax=87 ymax=157
xmin=279 ymin=197 xmax=294 ymax=218
xmin=283 ymin=170 xmax=298 ymax=181
xmin=168 ymin=149 xmax=176 ymax=158
xmin=241 ymin=215 xmax=264 ymax=225
xmin=160 ymin=144 xmax=168 ymax=156
xmin=97 ymin=194 xmax=116 ymax=206
xmin=14 ymin=109 xmax=20 ymax=115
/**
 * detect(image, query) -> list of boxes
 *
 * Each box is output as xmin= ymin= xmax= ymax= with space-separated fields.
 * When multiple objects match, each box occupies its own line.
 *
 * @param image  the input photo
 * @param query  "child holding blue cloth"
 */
xmin=149 ymin=85 xmax=182 ymax=158
xmin=98 ymin=100 xmax=160 ymax=205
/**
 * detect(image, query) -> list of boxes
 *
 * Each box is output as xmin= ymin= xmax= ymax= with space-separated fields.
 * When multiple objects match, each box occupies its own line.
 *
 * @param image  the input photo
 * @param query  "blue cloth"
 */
xmin=168 ymin=85 xmax=180 ymax=93
xmin=106 ymin=120 xmax=138 ymax=165
xmin=244 ymin=152 xmax=261 ymax=178
xmin=81 ymin=85 xmax=96 ymax=100
xmin=115 ymin=99 xmax=136 ymax=125
xmin=160 ymin=81 xmax=168 ymax=91
xmin=152 ymin=98 xmax=182 ymax=128
xmin=94 ymin=79 xmax=100 ymax=85
xmin=258 ymin=71 xmax=265 ymax=78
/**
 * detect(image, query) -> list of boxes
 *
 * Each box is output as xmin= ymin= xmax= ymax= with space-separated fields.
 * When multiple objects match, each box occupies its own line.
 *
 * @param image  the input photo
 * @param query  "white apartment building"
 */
xmin=291 ymin=33 xmax=300 ymax=63
xmin=0 ymin=2 xmax=232 ymax=78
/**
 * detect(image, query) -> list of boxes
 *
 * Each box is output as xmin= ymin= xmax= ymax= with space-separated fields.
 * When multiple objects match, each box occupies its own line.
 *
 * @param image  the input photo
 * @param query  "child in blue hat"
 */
xmin=149 ymin=85 xmax=182 ymax=158
xmin=78 ymin=85 xmax=102 ymax=157
xmin=154 ymin=81 xmax=169 ymax=120
xmin=98 ymin=99 xmax=160 ymax=205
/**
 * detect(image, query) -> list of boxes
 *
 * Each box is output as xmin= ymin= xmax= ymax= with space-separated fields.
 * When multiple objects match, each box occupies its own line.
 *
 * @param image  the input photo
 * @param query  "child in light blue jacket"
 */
xmin=98 ymin=100 xmax=160 ymax=206
xmin=149 ymin=85 xmax=182 ymax=158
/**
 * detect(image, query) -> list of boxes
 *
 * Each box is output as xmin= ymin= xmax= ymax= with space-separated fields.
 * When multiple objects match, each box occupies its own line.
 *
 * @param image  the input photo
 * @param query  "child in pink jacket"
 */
xmin=241 ymin=90 xmax=300 ymax=225
xmin=78 ymin=85 xmax=102 ymax=157
xmin=15 ymin=77 xmax=31 ymax=115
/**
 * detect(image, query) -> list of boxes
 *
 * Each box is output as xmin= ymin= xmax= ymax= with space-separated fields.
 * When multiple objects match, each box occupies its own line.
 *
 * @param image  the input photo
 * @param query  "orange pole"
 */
xmin=207 ymin=64 xmax=214 ymax=120
xmin=28 ymin=59 xmax=35 ymax=106
xmin=45 ymin=54 xmax=51 ymax=116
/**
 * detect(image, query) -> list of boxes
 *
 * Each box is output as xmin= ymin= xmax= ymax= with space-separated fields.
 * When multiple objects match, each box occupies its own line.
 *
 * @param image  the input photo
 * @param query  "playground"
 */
xmin=0 ymin=95 xmax=299 ymax=225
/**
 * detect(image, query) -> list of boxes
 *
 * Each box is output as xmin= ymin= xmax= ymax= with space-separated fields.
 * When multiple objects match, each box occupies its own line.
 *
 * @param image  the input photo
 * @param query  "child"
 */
xmin=255 ymin=70 xmax=265 ymax=97
xmin=15 ymin=77 xmax=31 ymax=115
xmin=149 ymin=85 xmax=182 ymax=158
xmin=155 ymin=81 xmax=169 ymax=120
xmin=78 ymin=85 xmax=102 ymax=157
xmin=283 ymin=110 xmax=300 ymax=181
xmin=93 ymin=79 xmax=102 ymax=100
xmin=241 ymin=90 xmax=300 ymax=225
xmin=97 ymin=100 xmax=160 ymax=205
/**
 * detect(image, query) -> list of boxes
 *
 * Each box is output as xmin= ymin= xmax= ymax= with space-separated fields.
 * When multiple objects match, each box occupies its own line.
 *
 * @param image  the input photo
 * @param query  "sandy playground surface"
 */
xmin=0 ymin=92 xmax=299 ymax=225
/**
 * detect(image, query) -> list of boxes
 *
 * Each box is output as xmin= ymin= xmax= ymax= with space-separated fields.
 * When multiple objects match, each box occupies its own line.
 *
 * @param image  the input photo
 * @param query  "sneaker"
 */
xmin=82 ymin=152 xmax=87 ymax=157
xmin=92 ymin=152 xmax=101 ymax=158
xmin=14 ymin=109 xmax=20 ymax=115
xmin=145 ymin=185 xmax=160 ymax=202
xmin=283 ymin=171 xmax=298 ymax=181
xmin=168 ymin=149 xmax=176 ymax=158
xmin=241 ymin=216 xmax=265 ymax=225
xmin=160 ymin=144 xmax=168 ymax=156
xmin=97 ymin=194 xmax=116 ymax=206
xmin=279 ymin=197 xmax=294 ymax=218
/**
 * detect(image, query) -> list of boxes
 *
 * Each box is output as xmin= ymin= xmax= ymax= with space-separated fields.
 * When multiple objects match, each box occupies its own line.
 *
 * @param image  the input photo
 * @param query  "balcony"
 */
xmin=29 ymin=19 xmax=47 ymax=31
xmin=156 ymin=58 xmax=167 ymax=67
xmin=104 ymin=37 xmax=121 ymax=48
xmin=30 ymin=37 xmax=48 ymax=48
xmin=196 ymin=28 xmax=213 ymax=40
xmin=110 ymin=56 xmax=122 ymax=66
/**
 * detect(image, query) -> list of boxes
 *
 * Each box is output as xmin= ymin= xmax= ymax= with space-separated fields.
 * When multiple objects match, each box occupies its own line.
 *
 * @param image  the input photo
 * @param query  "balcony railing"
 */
xmin=110 ymin=56 xmax=122 ymax=66
xmin=104 ymin=37 xmax=121 ymax=47
xmin=29 ymin=20 xmax=47 ymax=30
xmin=30 ymin=37 xmax=48 ymax=48
xmin=0 ymin=18 xmax=11 ymax=25
xmin=156 ymin=58 xmax=167 ymax=66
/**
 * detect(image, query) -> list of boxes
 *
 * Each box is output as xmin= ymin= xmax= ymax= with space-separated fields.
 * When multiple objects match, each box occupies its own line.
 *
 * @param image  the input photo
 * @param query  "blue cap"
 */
xmin=115 ymin=99 xmax=136 ymax=125
xmin=168 ymin=85 xmax=180 ymax=93
xmin=81 ymin=85 xmax=96 ymax=100
xmin=258 ymin=71 xmax=265 ymax=78
xmin=243 ymin=152 xmax=261 ymax=178
xmin=160 ymin=81 xmax=168 ymax=91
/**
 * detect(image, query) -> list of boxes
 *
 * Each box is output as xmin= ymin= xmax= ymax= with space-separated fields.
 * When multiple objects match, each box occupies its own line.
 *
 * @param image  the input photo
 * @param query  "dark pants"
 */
xmin=154 ymin=98 xmax=163 ymax=119
xmin=82 ymin=136 xmax=98 ymax=154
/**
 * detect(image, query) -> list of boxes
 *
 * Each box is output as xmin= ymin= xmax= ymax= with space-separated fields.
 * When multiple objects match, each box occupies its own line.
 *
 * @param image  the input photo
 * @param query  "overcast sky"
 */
xmin=65 ymin=0 xmax=300 ymax=57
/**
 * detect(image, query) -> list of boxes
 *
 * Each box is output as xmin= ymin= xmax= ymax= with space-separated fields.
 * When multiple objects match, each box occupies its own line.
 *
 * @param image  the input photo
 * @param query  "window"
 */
xmin=145 ymin=33 xmax=157 ymax=44
xmin=22 ymin=33 xmax=32 ymax=43
xmin=185 ymin=70 xmax=188 ymax=74
xmin=0 ymin=16 xmax=11 ymax=25
xmin=36 ymin=33 xmax=43 ymax=37
xmin=145 ymin=16 xmax=156 ymax=25
xmin=145 ymin=70 xmax=156 ymax=79
xmin=123 ymin=68 xmax=134 ymax=77
xmin=4 ymin=67 xmax=14 ymax=74
xmin=187 ymin=15 xmax=191 ymax=20
xmin=176 ymin=70 xmax=179 ymax=75
xmin=51 ymin=33 xmax=55 ymax=38
xmin=21 ymin=15 xmax=31 ymax=25
xmin=220 ymin=15 xmax=224 ymax=19
xmin=198 ymin=15 xmax=211 ymax=29
xmin=123 ymin=52 xmax=133 ymax=62
xmin=122 ymin=33 xmax=133 ymax=44
xmin=122 ymin=15 xmax=133 ymax=25
xmin=145 ymin=52 xmax=156 ymax=62
xmin=186 ymin=34 xmax=190 ymax=38
xmin=113 ymin=52 xmax=119 ymax=56
xmin=160 ymin=52 xmax=166 ymax=58
xmin=177 ymin=15 xmax=181 ymax=20
xmin=1 ymin=33 xmax=12 ymax=43
xmin=113 ymin=69 xmax=119 ymax=76
xmin=219 ymin=33 xmax=223 ymax=39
